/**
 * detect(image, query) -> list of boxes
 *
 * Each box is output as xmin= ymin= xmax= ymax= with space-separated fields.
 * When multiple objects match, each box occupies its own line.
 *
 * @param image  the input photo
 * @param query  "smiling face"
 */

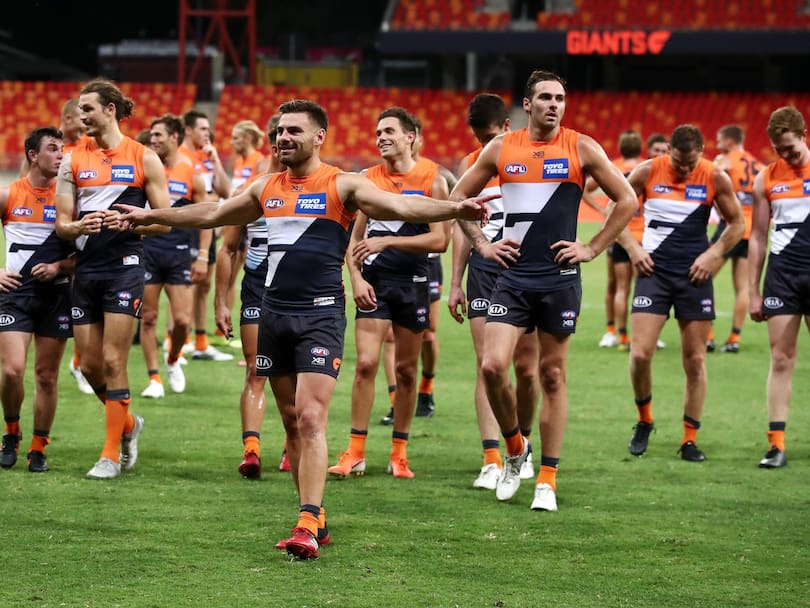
xmin=523 ymin=79 xmax=566 ymax=132
xmin=770 ymin=130 xmax=809 ymax=167
xmin=275 ymin=112 xmax=324 ymax=168
xmin=376 ymin=116 xmax=414 ymax=161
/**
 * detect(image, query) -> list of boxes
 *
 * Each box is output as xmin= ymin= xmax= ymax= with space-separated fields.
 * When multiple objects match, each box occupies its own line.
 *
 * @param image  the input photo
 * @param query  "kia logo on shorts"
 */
xmin=0 ymin=314 xmax=15 ymax=326
xmin=633 ymin=296 xmax=653 ymax=308
xmin=255 ymin=355 xmax=272 ymax=369
xmin=488 ymin=304 xmax=508 ymax=316
xmin=243 ymin=307 xmax=260 ymax=319
xmin=311 ymin=346 xmax=330 ymax=357
xmin=71 ymin=307 xmax=85 ymax=319
xmin=763 ymin=297 xmax=784 ymax=309
xmin=470 ymin=298 xmax=490 ymax=311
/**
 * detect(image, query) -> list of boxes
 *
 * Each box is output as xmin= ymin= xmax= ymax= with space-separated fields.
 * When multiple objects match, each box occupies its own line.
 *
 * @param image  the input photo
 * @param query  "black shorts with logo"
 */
xmin=239 ymin=271 xmax=264 ymax=326
xmin=427 ymin=256 xmax=443 ymax=302
xmin=466 ymin=264 xmax=498 ymax=320
xmin=355 ymin=275 xmax=430 ymax=333
xmin=632 ymin=271 xmax=715 ymax=320
xmin=71 ymin=267 xmax=145 ymax=324
xmin=487 ymin=280 xmax=581 ymax=335
xmin=144 ymin=247 xmax=192 ymax=286
xmin=256 ymin=306 xmax=346 ymax=378
xmin=762 ymin=264 xmax=810 ymax=316
xmin=0 ymin=283 xmax=72 ymax=338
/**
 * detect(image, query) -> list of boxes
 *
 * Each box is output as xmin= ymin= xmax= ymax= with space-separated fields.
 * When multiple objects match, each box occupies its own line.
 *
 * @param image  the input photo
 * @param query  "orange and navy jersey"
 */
xmin=496 ymin=126 xmax=584 ymax=289
xmin=2 ymin=178 xmax=73 ymax=295
xmin=762 ymin=158 xmax=810 ymax=270
xmin=258 ymin=163 xmax=355 ymax=312
xmin=641 ymin=155 xmax=716 ymax=275
xmin=362 ymin=158 xmax=438 ymax=282
xmin=231 ymin=150 xmax=265 ymax=192
xmin=463 ymin=146 xmax=504 ymax=273
xmin=144 ymin=158 xmax=197 ymax=253
xmin=723 ymin=149 xmax=762 ymax=239
xmin=69 ymin=136 xmax=148 ymax=278
xmin=179 ymin=145 xmax=215 ymax=193
xmin=613 ymin=156 xmax=645 ymax=242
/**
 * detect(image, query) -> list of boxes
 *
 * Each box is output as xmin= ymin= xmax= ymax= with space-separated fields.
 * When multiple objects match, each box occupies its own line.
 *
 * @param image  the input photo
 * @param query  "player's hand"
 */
xmin=478 ymin=239 xmax=521 ymax=269
xmin=749 ymin=292 xmax=766 ymax=323
xmin=447 ymin=284 xmax=467 ymax=324
xmin=191 ymin=259 xmax=208 ymax=283
xmin=352 ymin=237 xmax=387 ymax=265
xmin=0 ymin=268 xmax=22 ymax=292
xmin=688 ymin=248 xmax=722 ymax=284
xmin=352 ymin=278 xmax=377 ymax=311
xmin=113 ymin=204 xmax=153 ymax=229
xmin=31 ymin=262 xmax=59 ymax=282
xmin=78 ymin=210 xmax=106 ymax=235
xmin=629 ymin=248 xmax=655 ymax=276
xmin=215 ymin=304 xmax=233 ymax=339
xmin=101 ymin=209 xmax=126 ymax=231
xmin=551 ymin=240 xmax=595 ymax=266
xmin=456 ymin=193 xmax=498 ymax=223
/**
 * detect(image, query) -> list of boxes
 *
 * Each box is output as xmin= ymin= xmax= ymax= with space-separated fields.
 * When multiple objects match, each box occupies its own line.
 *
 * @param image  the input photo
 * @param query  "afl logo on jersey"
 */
xmin=771 ymin=184 xmax=790 ymax=194
xmin=264 ymin=197 xmax=285 ymax=210
xmin=78 ymin=170 xmax=98 ymax=180
xmin=12 ymin=207 xmax=33 ymax=217
xmin=652 ymin=185 xmax=671 ymax=194
xmin=504 ymin=163 xmax=527 ymax=175
xmin=311 ymin=346 xmax=330 ymax=357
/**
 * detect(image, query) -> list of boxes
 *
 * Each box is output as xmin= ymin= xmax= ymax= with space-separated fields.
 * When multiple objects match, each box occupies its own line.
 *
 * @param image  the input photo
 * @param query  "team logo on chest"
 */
xmin=543 ymin=158 xmax=569 ymax=179
xmin=264 ymin=197 xmax=285 ymax=210
xmin=168 ymin=180 xmax=189 ymax=196
xmin=504 ymin=163 xmax=527 ymax=176
xmin=43 ymin=206 xmax=56 ymax=223
xmin=771 ymin=184 xmax=790 ymax=194
xmin=652 ymin=184 xmax=671 ymax=194
xmin=803 ymin=179 xmax=810 ymax=195
xmin=295 ymin=192 xmax=327 ymax=214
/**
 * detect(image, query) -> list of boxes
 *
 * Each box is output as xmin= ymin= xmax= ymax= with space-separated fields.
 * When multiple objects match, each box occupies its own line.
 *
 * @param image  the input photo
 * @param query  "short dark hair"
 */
xmin=152 ymin=113 xmax=185 ymax=143
xmin=378 ymin=106 xmax=417 ymax=134
xmin=266 ymin=114 xmax=280 ymax=145
xmin=468 ymin=94 xmax=508 ymax=129
xmin=670 ymin=124 xmax=704 ymax=153
xmin=718 ymin=124 xmax=744 ymax=144
xmin=767 ymin=106 xmax=806 ymax=142
xmin=647 ymin=133 xmax=668 ymax=149
xmin=524 ymin=69 xmax=566 ymax=100
xmin=618 ymin=130 xmax=642 ymax=159
xmin=25 ymin=126 xmax=63 ymax=159
xmin=182 ymin=109 xmax=209 ymax=129
xmin=278 ymin=99 xmax=328 ymax=131
xmin=81 ymin=78 xmax=135 ymax=121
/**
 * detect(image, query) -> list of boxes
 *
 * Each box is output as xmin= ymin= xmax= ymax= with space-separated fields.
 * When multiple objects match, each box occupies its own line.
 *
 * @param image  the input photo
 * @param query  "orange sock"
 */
xmin=72 ymin=351 xmax=80 ymax=368
xmin=348 ymin=431 xmax=367 ymax=457
xmin=391 ymin=436 xmax=408 ymax=460
xmin=4 ymin=419 xmax=20 ymax=437
xmin=606 ymin=321 xmax=616 ymax=334
xmin=708 ymin=325 xmax=715 ymax=342
xmin=504 ymin=432 xmax=524 ymax=458
xmin=682 ymin=416 xmax=699 ymax=445
xmin=30 ymin=433 xmax=49 ymax=453
xmin=296 ymin=511 xmax=319 ymax=536
xmin=727 ymin=329 xmax=741 ymax=344
xmin=635 ymin=396 xmax=653 ymax=424
xmin=244 ymin=434 xmax=260 ymax=456
xmin=419 ymin=375 xmax=434 ymax=394
xmin=100 ymin=395 xmax=131 ymax=462
xmin=149 ymin=372 xmax=162 ymax=383
xmin=195 ymin=331 xmax=208 ymax=351
xmin=483 ymin=446 xmax=502 ymax=467
xmin=319 ymin=506 xmax=327 ymax=529
xmin=767 ymin=429 xmax=785 ymax=452
xmin=619 ymin=330 xmax=630 ymax=345
xmin=388 ymin=386 xmax=396 ymax=406
xmin=536 ymin=464 xmax=558 ymax=491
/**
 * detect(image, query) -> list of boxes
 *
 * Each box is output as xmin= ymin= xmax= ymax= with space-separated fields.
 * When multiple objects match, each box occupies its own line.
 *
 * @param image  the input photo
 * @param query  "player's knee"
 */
xmin=394 ymin=360 xmax=418 ymax=388
xmin=539 ymin=360 xmax=565 ymax=393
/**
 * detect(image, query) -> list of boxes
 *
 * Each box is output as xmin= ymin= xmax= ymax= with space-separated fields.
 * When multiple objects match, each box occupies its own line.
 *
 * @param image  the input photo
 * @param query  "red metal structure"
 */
xmin=178 ymin=0 xmax=257 ymax=87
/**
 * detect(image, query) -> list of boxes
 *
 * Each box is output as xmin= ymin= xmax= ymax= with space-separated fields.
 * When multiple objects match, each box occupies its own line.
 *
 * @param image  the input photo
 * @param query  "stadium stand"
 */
xmin=213 ymin=84 xmax=512 ymax=172
xmin=536 ymin=0 xmax=810 ymax=29
xmin=0 ymin=81 xmax=197 ymax=170
xmin=390 ymin=0 xmax=511 ymax=30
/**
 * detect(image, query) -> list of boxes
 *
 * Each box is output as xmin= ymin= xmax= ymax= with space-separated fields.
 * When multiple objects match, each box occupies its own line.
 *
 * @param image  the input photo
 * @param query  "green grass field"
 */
xmin=2 ymin=223 xmax=809 ymax=607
